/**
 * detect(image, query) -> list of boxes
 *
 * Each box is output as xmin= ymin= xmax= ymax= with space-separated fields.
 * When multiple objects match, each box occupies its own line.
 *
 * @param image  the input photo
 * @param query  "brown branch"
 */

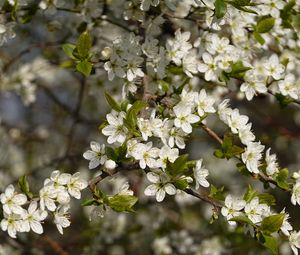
xmin=201 ymin=124 xmax=223 ymax=145
xmin=88 ymin=161 xmax=223 ymax=209
xmin=200 ymin=124 xmax=291 ymax=192
xmin=185 ymin=188 xmax=223 ymax=209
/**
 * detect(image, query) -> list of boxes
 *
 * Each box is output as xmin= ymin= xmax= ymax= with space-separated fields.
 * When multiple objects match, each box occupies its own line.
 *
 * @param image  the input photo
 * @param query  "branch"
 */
xmin=200 ymin=124 xmax=291 ymax=192
xmin=185 ymin=188 xmax=223 ymax=209
xmin=88 ymin=161 xmax=223 ymax=209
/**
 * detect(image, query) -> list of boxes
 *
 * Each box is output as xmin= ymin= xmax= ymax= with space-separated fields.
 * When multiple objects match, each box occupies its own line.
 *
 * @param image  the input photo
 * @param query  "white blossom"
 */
xmin=193 ymin=159 xmax=210 ymax=189
xmin=144 ymin=172 xmax=177 ymax=202
xmin=0 ymin=185 xmax=27 ymax=215
xmin=221 ymin=195 xmax=246 ymax=224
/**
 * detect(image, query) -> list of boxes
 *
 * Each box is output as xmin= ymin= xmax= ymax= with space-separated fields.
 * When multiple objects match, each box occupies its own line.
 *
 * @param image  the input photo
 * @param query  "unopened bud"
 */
xmin=101 ymin=47 xmax=112 ymax=59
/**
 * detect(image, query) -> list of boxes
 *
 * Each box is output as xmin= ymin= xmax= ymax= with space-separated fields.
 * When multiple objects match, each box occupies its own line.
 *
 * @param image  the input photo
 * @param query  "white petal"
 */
xmin=30 ymin=221 xmax=43 ymax=234
xmin=144 ymin=184 xmax=158 ymax=196
xmin=164 ymin=184 xmax=176 ymax=195
xmin=156 ymin=189 xmax=166 ymax=202
xmin=146 ymin=172 xmax=160 ymax=183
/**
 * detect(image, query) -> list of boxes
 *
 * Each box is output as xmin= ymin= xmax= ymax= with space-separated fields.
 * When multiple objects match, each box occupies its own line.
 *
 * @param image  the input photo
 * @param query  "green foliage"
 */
xmin=166 ymin=154 xmax=189 ymax=177
xmin=220 ymin=61 xmax=252 ymax=81
xmin=255 ymin=16 xmax=275 ymax=33
xmin=214 ymin=0 xmax=227 ymax=19
xmin=104 ymin=92 xmax=122 ymax=112
xmin=62 ymin=31 xmax=93 ymax=77
xmin=108 ymin=195 xmax=138 ymax=212
xmin=174 ymin=178 xmax=189 ymax=190
xmin=258 ymin=232 xmax=279 ymax=254
xmin=62 ymin=44 xmax=77 ymax=59
xmin=76 ymin=31 xmax=92 ymax=60
xmin=76 ymin=60 xmax=92 ymax=77
xmin=124 ymin=100 xmax=147 ymax=134
xmin=275 ymin=168 xmax=290 ymax=190
xmin=257 ymin=193 xmax=276 ymax=206
xmin=209 ymin=185 xmax=225 ymax=201
xmin=105 ymin=144 xmax=127 ymax=163
xmin=81 ymin=199 xmax=99 ymax=206
xmin=229 ymin=216 xmax=255 ymax=227
xmin=260 ymin=214 xmax=285 ymax=234
xmin=227 ymin=0 xmax=257 ymax=14
xmin=18 ymin=175 xmax=33 ymax=199
xmin=243 ymin=185 xmax=257 ymax=203
xmin=275 ymin=93 xmax=293 ymax=108
xmin=159 ymin=80 xmax=170 ymax=93
xmin=214 ymin=134 xmax=244 ymax=159
xmin=253 ymin=32 xmax=265 ymax=45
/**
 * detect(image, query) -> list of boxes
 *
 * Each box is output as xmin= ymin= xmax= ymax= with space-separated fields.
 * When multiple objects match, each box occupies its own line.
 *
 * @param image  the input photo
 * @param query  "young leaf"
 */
xmin=257 ymin=193 xmax=276 ymax=206
xmin=76 ymin=31 xmax=92 ymax=59
xmin=253 ymin=31 xmax=266 ymax=45
xmin=260 ymin=214 xmax=285 ymax=234
xmin=167 ymin=154 xmax=189 ymax=177
xmin=76 ymin=60 xmax=92 ymax=77
xmin=275 ymin=168 xmax=290 ymax=190
xmin=81 ymin=199 xmax=98 ymax=206
xmin=18 ymin=175 xmax=33 ymax=199
xmin=243 ymin=185 xmax=257 ymax=202
xmin=256 ymin=17 xmax=275 ymax=33
xmin=62 ymin=43 xmax=76 ymax=59
xmin=214 ymin=0 xmax=227 ymax=19
xmin=104 ymin=92 xmax=122 ymax=112
xmin=258 ymin=233 xmax=279 ymax=255
xmin=174 ymin=179 xmax=189 ymax=190
xmin=125 ymin=100 xmax=147 ymax=130
xmin=229 ymin=216 xmax=255 ymax=226
xmin=209 ymin=185 xmax=225 ymax=201
xmin=108 ymin=195 xmax=138 ymax=212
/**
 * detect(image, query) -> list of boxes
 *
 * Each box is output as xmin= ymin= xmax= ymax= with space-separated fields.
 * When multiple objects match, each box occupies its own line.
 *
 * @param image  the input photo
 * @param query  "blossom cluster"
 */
xmin=222 ymin=194 xmax=300 ymax=255
xmin=0 ymin=171 xmax=87 ymax=238
xmin=83 ymin=86 xmax=216 ymax=201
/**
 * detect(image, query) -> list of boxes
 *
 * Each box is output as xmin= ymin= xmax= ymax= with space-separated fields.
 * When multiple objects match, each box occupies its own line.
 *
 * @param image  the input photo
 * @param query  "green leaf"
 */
xmin=243 ymin=185 xmax=257 ymax=203
xmin=227 ymin=61 xmax=252 ymax=79
xmin=275 ymin=93 xmax=293 ymax=108
xmin=228 ymin=1 xmax=257 ymax=14
xmin=256 ymin=17 xmax=275 ymax=33
xmin=174 ymin=179 xmax=189 ymax=190
xmin=81 ymin=199 xmax=98 ymax=206
xmin=159 ymin=80 xmax=170 ymax=93
xmin=167 ymin=154 xmax=189 ymax=177
xmin=62 ymin=43 xmax=76 ymax=59
xmin=217 ymin=134 xmax=244 ymax=159
xmin=124 ymin=100 xmax=147 ymax=131
xmin=18 ymin=175 xmax=33 ymax=199
xmin=229 ymin=216 xmax=255 ymax=226
xmin=76 ymin=60 xmax=92 ymax=77
xmin=76 ymin=31 xmax=92 ymax=59
xmin=260 ymin=214 xmax=285 ymax=234
xmin=209 ymin=185 xmax=225 ymax=201
xmin=292 ymin=13 xmax=300 ymax=30
xmin=213 ymin=149 xmax=224 ymax=159
xmin=108 ymin=195 xmax=138 ymax=212
xmin=258 ymin=193 xmax=276 ymax=206
xmin=214 ymin=0 xmax=227 ymax=19
xmin=105 ymin=147 xmax=119 ymax=162
xmin=258 ymin=233 xmax=279 ymax=254
xmin=253 ymin=31 xmax=266 ymax=45
xmin=104 ymin=92 xmax=122 ymax=112
xmin=275 ymin=168 xmax=290 ymax=190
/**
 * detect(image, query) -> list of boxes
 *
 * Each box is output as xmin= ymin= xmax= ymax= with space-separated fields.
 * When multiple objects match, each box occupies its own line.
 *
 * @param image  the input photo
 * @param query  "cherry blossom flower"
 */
xmin=0 ymin=185 xmax=27 ymax=215
xmin=144 ymin=172 xmax=177 ymax=202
